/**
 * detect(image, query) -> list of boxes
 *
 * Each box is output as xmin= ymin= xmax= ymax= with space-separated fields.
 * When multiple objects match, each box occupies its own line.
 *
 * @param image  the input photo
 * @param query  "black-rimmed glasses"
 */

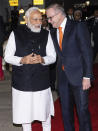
xmin=47 ymin=12 xmax=60 ymax=21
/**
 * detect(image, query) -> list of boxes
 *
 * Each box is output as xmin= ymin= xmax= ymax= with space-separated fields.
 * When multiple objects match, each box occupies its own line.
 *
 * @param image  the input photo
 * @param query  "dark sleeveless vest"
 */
xmin=12 ymin=25 xmax=50 ymax=91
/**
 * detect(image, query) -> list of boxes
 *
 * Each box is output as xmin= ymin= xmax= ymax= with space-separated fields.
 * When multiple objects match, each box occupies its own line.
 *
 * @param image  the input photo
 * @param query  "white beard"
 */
xmin=27 ymin=21 xmax=41 ymax=33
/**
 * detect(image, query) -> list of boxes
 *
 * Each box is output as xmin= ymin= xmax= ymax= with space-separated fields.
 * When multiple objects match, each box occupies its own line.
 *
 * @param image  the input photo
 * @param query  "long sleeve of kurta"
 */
xmin=4 ymin=31 xmax=56 ymax=66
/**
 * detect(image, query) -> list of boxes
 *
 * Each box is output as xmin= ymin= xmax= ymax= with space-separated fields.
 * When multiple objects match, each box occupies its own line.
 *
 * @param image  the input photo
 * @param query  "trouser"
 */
xmin=22 ymin=115 xmax=51 ymax=131
xmin=58 ymin=70 xmax=92 ymax=131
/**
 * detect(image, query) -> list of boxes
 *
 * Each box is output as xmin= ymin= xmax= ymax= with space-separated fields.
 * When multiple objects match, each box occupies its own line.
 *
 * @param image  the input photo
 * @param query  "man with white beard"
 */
xmin=4 ymin=7 xmax=56 ymax=131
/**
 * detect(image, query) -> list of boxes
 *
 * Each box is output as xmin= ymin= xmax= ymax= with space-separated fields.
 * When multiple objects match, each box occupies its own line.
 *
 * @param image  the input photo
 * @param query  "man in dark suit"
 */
xmin=67 ymin=8 xmax=74 ymax=20
xmin=46 ymin=3 xmax=93 ymax=131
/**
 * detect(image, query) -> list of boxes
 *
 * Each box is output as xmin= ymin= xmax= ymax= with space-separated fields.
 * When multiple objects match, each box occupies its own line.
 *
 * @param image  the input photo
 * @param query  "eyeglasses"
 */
xmin=47 ymin=12 xmax=60 ymax=21
xmin=31 ymin=18 xmax=42 ymax=22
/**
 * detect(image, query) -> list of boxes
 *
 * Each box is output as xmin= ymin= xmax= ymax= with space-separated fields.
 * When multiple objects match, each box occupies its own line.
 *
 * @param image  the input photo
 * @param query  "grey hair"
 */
xmin=46 ymin=3 xmax=65 ymax=16
xmin=74 ymin=10 xmax=82 ymax=17
xmin=25 ymin=7 xmax=40 ymax=18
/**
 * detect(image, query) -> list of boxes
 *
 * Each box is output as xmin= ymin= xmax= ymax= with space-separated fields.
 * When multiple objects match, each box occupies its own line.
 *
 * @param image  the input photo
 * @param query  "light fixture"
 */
xmin=85 ymin=1 xmax=90 ymax=6
xmin=39 ymin=9 xmax=45 ymax=14
xmin=19 ymin=9 xmax=24 ymax=14
xmin=20 ymin=21 xmax=26 ymax=24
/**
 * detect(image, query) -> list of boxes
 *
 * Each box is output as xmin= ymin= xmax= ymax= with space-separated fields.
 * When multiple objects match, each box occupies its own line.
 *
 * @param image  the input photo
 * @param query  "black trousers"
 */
xmin=58 ymin=70 xmax=92 ymax=131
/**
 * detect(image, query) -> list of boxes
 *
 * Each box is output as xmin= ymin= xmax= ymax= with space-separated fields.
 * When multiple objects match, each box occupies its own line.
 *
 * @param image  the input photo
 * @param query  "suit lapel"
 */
xmin=50 ymin=19 xmax=72 ymax=55
xmin=50 ymin=28 xmax=62 ymax=56
xmin=62 ymin=19 xmax=72 ymax=50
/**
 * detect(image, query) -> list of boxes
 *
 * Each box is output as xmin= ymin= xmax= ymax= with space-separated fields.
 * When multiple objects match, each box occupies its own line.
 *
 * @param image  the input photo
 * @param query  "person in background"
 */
xmin=42 ymin=14 xmax=49 ymax=30
xmin=67 ymin=8 xmax=74 ymax=20
xmin=46 ymin=3 xmax=93 ymax=131
xmin=74 ymin=9 xmax=82 ymax=21
xmin=0 ymin=16 xmax=5 ymax=80
xmin=11 ymin=6 xmax=19 ymax=30
xmin=4 ymin=7 xmax=56 ymax=131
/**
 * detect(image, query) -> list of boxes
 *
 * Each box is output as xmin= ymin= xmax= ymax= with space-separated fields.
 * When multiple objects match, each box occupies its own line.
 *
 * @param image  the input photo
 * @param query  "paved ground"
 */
xmin=0 ymin=71 xmax=22 ymax=131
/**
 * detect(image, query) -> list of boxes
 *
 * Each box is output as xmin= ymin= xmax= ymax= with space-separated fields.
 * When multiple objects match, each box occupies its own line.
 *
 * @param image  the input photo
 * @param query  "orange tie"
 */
xmin=58 ymin=27 xmax=63 ymax=50
xmin=58 ymin=27 xmax=64 ymax=70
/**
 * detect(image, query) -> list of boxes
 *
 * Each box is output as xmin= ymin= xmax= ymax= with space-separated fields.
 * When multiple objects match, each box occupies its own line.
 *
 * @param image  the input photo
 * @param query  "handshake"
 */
xmin=20 ymin=53 xmax=45 ymax=64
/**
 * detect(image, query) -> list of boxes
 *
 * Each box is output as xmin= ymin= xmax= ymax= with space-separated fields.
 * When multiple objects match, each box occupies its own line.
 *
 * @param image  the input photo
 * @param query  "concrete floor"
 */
xmin=0 ymin=71 xmax=22 ymax=131
xmin=0 ymin=54 xmax=98 ymax=131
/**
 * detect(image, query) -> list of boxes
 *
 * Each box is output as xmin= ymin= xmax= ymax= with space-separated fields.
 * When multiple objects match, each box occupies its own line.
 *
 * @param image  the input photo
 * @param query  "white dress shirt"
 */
xmin=57 ymin=17 xmax=67 ymax=42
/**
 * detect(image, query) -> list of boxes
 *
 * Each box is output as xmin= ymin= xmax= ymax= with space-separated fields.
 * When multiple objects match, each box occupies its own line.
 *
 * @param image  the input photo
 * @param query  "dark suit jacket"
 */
xmin=0 ymin=16 xmax=5 ymax=57
xmin=50 ymin=19 xmax=93 ymax=86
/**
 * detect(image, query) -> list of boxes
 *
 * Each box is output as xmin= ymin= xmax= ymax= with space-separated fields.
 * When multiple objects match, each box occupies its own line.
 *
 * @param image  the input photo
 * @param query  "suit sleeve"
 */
xmin=76 ymin=22 xmax=93 ymax=79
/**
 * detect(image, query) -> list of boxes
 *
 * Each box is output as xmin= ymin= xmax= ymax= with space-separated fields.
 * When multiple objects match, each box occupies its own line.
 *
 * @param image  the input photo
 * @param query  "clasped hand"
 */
xmin=20 ymin=53 xmax=44 ymax=64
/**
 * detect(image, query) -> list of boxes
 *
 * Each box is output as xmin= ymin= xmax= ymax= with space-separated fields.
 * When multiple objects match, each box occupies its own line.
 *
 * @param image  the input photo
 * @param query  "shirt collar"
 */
xmin=59 ymin=17 xmax=67 ymax=29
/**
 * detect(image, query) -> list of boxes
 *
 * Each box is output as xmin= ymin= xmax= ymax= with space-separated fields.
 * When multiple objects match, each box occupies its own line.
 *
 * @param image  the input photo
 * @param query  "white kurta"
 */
xmin=4 ymin=30 xmax=56 ymax=124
